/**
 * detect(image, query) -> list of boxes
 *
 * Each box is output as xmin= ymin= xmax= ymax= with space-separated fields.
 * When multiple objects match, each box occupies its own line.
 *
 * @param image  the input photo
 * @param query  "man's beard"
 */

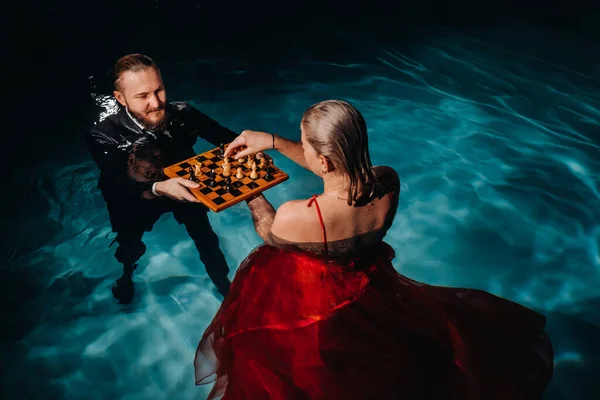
xmin=129 ymin=106 xmax=168 ymax=133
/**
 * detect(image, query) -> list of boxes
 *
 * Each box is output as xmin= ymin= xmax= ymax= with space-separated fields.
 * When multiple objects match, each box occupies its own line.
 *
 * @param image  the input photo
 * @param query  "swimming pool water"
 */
xmin=2 ymin=23 xmax=599 ymax=399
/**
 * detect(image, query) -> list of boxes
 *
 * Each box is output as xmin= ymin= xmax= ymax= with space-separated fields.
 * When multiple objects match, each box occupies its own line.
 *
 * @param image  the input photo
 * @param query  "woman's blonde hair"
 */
xmin=301 ymin=100 xmax=377 ymax=205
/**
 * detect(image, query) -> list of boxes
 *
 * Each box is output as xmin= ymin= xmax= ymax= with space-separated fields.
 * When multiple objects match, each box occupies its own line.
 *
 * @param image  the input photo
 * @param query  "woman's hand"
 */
xmin=224 ymin=130 xmax=273 ymax=160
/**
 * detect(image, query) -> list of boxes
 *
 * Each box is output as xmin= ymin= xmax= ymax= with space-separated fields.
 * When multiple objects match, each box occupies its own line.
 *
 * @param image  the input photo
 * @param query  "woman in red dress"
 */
xmin=194 ymin=100 xmax=554 ymax=399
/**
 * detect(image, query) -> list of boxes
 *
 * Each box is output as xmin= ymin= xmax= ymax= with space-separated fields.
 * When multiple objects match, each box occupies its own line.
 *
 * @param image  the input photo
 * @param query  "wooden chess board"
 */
xmin=162 ymin=143 xmax=289 ymax=212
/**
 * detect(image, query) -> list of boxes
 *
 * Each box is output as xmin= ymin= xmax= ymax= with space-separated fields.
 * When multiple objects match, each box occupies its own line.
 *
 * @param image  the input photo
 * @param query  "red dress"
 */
xmin=194 ymin=195 xmax=554 ymax=399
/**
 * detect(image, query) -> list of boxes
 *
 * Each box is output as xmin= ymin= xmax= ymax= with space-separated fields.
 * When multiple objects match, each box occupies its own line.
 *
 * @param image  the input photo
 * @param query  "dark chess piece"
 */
xmin=265 ymin=167 xmax=272 ymax=180
xmin=219 ymin=143 xmax=225 ymax=157
xmin=224 ymin=176 xmax=232 ymax=192
xmin=189 ymin=166 xmax=197 ymax=182
xmin=209 ymin=169 xmax=217 ymax=187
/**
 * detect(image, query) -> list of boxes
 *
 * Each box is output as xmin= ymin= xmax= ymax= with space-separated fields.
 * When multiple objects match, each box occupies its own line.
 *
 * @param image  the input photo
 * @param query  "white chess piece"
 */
xmin=250 ymin=162 xmax=258 ymax=179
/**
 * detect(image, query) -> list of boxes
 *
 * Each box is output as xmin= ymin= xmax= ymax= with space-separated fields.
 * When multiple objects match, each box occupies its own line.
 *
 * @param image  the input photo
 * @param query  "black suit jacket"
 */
xmin=86 ymin=101 xmax=238 ymax=228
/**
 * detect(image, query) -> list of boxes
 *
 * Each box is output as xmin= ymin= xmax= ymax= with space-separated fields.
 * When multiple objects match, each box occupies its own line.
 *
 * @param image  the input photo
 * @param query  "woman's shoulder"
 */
xmin=273 ymin=198 xmax=314 ymax=220
xmin=270 ymin=198 xmax=323 ymax=243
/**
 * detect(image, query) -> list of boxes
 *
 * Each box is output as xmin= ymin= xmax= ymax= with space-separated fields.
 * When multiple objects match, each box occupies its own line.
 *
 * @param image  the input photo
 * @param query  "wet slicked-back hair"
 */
xmin=113 ymin=53 xmax=160 ymax=91
xmin=301 ymin=100 xmax=377 ymax=205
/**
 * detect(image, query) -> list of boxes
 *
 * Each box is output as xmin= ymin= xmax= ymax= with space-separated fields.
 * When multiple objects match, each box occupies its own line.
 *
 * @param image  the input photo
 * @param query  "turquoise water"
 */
xmin=3 ymin=25 xmax=599 ymax=399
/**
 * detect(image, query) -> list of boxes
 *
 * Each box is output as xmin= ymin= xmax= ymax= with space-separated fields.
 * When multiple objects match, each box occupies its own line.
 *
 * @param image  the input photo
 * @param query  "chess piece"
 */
xmin=259 ymin=157 xmax=266 ymax=169
xmin=265 ymin=156 xmax=274 ymax=177
xmin=222 ymin=158 xmax=231 ymax=176
xmin=193 ymin=164 xmax=202 ymax=179
xmin=209 ymin=169 xmax=216 ymax=187
xmin=219 ymin=143 xmax=225 ymax=157
xmin=247 ymin=154 xmax=254 ymax=168
xmin=238 ymin=155 xmax=246 ymax=163
xmin=250 ymin=161 xmax=258 ymax=179
xmin=236 ymin=167 xmax=243 ymax=179
xmin=224 ymin=176 xmax=232 ymax=192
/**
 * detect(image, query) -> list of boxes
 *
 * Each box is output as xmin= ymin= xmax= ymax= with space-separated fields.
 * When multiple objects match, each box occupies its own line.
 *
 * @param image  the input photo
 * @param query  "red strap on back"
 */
xmin=307 ymin=195 xmax=328 ymax=254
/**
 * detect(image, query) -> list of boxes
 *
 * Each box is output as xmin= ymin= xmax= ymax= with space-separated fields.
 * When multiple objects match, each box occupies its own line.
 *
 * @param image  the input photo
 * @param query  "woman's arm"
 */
xmin=246 ymin=195 xmax=309 ymax=246
xmin=245 ymin=194 xmax=277 ymax=242
xmin=272 ymin=134 xmax=309 ymax=170
xmin=224 ymin=130 xmax=309 ymax=170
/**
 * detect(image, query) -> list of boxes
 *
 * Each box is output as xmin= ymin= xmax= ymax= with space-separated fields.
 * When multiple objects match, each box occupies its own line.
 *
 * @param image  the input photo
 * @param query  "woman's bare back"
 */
xmin=270 ymin=166 xmax=400 ymax=257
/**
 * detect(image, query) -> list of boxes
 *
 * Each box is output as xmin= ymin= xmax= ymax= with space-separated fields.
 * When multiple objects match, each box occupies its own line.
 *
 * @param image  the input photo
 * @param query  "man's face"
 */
xmin=114 ymin=67 xmax=167 ymax=131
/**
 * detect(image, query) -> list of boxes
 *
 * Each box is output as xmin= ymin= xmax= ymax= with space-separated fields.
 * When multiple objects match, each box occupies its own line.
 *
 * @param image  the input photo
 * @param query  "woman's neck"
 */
xmin=322 ymin=173 xmax=350 ymax=195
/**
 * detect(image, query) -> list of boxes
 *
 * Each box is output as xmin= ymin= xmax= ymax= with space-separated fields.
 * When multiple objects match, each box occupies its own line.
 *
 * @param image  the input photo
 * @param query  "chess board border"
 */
xmin=162 ymin=143 xmax=289 ymax=212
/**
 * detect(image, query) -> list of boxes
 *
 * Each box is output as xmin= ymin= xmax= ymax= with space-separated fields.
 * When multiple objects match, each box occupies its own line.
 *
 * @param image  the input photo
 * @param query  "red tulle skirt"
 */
xmin=195 ymin=243 xmax=553 ymax=399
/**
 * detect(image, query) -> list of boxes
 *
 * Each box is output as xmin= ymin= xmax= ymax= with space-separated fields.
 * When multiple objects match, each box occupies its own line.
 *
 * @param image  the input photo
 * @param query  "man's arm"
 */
xmin=182 ymin=102 xmax=238 ymax=147
xmin=86 ymin=128 xmax=157 ymax=200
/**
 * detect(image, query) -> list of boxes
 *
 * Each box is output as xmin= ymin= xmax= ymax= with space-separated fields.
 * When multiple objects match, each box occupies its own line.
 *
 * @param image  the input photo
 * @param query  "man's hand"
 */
xmin=155 ymin=178 xmax=201 ymax=202
xmin=224 ymin=130 xmax=272 ymax=160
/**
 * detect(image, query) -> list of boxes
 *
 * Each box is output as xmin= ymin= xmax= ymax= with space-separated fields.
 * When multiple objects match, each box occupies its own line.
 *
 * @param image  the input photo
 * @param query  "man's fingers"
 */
xmin=175 ymin=186 xmax=199 ymax=202
xmin=184 ymin=193 xmax=200 ymax=202
xmin=177 ymin=178 xmax=200 ymax=188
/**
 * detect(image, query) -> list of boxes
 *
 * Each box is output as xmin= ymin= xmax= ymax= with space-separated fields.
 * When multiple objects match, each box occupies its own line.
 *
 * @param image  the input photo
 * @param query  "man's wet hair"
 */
xmin=113 ymin=54 xmax=160 ymax=91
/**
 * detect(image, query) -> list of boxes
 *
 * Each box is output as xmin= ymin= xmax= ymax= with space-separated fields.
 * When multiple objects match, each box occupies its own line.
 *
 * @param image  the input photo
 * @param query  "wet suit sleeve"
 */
xmin=181 ymin=102 xmax=239 ymax=146
xmin=86 ymin=128 xmax=155 ymax=200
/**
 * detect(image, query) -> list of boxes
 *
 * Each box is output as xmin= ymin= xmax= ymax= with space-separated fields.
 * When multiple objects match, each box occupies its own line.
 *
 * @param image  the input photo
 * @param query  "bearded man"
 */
xmin=86 ymin=54 xmax=235 ymax=303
